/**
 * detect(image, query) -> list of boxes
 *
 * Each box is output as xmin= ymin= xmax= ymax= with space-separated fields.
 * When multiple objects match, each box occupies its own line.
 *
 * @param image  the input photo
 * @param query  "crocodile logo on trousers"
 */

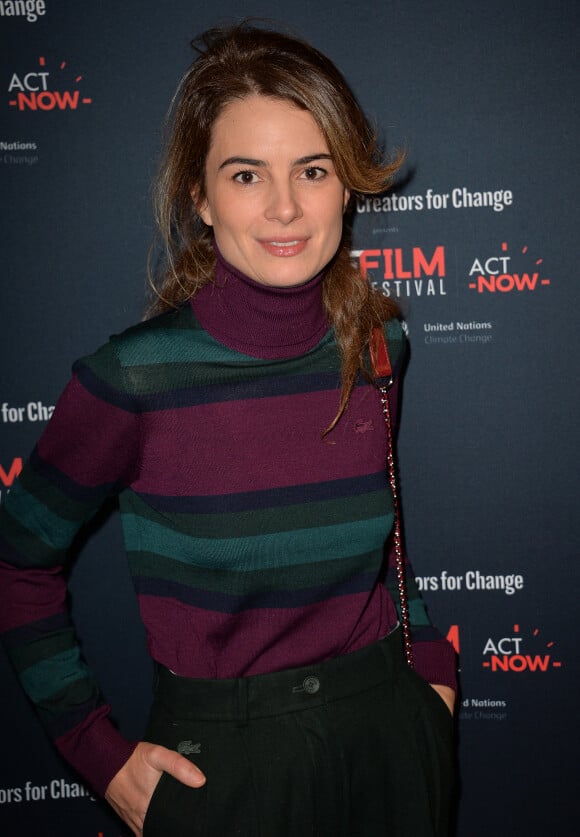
xmin=177 ymin=740 xmax=201 ymax=755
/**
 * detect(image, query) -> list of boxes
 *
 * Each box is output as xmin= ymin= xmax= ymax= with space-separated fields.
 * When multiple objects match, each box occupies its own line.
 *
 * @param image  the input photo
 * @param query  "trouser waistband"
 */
xmin=152 ymin=628 xmax=405 ymax=724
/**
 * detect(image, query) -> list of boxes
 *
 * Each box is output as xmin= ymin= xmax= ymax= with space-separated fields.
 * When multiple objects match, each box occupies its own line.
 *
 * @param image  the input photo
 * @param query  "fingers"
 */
xmin=105 ymin=741 xmax=206 ymax=836
xmin=144 ymin=743 xmax=206 ymax=787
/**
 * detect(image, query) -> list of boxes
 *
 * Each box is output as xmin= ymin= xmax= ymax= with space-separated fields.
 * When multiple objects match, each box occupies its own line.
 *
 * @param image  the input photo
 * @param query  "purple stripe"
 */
xmin=135 ymin=385 xmax=386 ymax=495
xmin=37 ymin=375 xmax=140 ymax=489
xmin=55 ymin=706 xmax=138 ymax=798
xmin=45 ymin=695 xmax=100 ymax=738
xmin=412 ymin=638 xmax=458 ymax=692
xmin=30 ymin=448 xmax=118 ymax=503
xmin=138 ymin=589 xmax=399 ymax=678
xmin=0 ymin=560 xmax=66 ymax=632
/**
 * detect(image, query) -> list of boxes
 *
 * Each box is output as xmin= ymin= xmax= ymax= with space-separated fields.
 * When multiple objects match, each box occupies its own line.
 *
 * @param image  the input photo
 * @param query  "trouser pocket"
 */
xmin=142 ymin=768 xmax=207 ymax=837
xmin=395 ymin=667 xmax=456 ymax=836
xmin=142 ymin=706 xmax=209 ymax=837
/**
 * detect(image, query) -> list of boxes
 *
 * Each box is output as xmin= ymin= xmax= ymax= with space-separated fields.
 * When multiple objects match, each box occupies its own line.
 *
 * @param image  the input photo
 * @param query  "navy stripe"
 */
xmin=30 ymin=448 xmax=120 ymax=504
xmin=136 ymin=571 xmax=376 ymax=613
xmin=136 ymin=471 xmax=387 ymax=514
xmin=411 ymin=626 xmax=444 ymax=642
xmin=0 ymin=533 xmax=26 ymax=567
xmin=2 ymin=612 xmax=70 ymax=650
xmin=76 ymin=361 xmax=343 ymax=412
xmin=46 ymin=696 xmax=104 ymax=739
xmin=73 ymin=362 xmax=141 ymax=412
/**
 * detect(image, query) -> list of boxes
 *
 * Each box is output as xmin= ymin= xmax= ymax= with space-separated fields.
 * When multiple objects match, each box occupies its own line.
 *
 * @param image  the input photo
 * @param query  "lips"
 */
xmin=257 ymin=238 xmax=308 ymax=257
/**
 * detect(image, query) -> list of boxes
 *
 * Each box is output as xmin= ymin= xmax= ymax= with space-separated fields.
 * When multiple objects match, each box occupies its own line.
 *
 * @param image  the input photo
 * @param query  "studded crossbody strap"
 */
xmin=370 ymin=325 xmax=414 ymax=669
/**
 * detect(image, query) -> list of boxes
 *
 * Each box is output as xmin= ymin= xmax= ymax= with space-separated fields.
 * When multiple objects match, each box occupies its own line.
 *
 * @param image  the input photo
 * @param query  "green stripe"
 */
xmin=5 ymin=482 xmax=81 ymax=551
xmin=81 ymin=310 xmax=403 ymax=395
xmin=112 ymin=318 xmax=336 ymax=369
xmin=80 ymin=311 xmax=401 ymax=400
xmin=119 ymin=328 xmax=254 ymax=366
xmin=408 ymin=597 xmax=431 ymax=627
xmin=115 ymin=343 xmax=338 ymax=394
xmin=124 ymin=489 xmax=392 ymax=538
xmin=384 ymin=318 xmax=404 ymax=372
xmin=128 ymin=549 xmax=380 ymax=594
xmin=21 ymin=463 xmax=94 ymax=522
xmin=121 ymin=512 xmax=390 ymax=572
xmin=0 ymin=506 xmax=68 ymax=568
xmin=11 ymin=628 xmax=77 ymax=674
xmin=37 ymin=678 xmax=100 ymax=724
xmin=20 ymin=649 xmax=91 ymax=703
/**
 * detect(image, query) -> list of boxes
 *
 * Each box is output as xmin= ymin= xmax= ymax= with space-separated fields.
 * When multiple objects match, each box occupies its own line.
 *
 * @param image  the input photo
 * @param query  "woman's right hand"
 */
xmin=105 ymin=741 xmax=206 ymax=837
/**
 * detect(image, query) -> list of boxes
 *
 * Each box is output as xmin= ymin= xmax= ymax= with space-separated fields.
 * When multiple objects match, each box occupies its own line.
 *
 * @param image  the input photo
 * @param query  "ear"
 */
xmin=343 ymin=188 xmax=351 ymax=212
xmin=190 ymin=186 xmax=213 ymax=226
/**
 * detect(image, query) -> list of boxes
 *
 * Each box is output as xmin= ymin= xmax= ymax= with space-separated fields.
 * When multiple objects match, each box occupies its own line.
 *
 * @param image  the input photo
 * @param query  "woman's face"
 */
xmin=195 ymin=95 xmax=349 ymax=287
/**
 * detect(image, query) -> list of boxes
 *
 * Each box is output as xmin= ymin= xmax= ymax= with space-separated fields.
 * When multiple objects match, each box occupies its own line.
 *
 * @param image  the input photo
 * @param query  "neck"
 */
xmin=190 ymin=247 xmax=329 ymax=359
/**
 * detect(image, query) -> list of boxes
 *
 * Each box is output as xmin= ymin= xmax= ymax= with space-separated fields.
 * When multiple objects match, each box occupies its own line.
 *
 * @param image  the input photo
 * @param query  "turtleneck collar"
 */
xmin=190 ymin=246 xmax=329 ymax=359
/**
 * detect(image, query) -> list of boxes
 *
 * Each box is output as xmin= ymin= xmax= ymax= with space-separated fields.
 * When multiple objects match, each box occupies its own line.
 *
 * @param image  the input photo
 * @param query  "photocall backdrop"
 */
xmin=1 ymin=1 xmax=578 ymax=834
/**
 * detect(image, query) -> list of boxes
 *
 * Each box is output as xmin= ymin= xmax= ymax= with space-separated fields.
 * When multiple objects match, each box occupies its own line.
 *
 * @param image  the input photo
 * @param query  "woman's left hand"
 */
xmin=428 ymin=684 xmax=455 ymax=715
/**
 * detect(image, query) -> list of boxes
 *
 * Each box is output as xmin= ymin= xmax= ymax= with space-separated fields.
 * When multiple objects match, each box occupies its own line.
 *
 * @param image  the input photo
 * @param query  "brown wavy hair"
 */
xmin=149 ymin=22 xmax=402 ymax=431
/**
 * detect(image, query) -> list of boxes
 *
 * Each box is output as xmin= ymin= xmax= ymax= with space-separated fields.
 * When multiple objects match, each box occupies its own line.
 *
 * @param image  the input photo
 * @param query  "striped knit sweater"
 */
xmin=0 ymin=253 xmax=456 ymax=796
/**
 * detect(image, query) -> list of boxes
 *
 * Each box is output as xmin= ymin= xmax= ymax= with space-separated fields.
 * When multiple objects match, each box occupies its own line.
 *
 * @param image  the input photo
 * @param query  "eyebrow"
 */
xmin=218 ymin=153 xmax=333 ymax=170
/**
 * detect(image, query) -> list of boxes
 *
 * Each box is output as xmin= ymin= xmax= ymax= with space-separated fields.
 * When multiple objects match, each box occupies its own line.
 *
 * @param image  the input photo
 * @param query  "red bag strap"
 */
xmin=369 ymin=325 xmax=393 ymax=380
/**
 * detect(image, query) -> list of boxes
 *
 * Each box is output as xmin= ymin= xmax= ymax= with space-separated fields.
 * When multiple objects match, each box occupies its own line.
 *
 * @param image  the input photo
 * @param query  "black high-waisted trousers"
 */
xmin=142 ymin=629 xmax=454 ymax=837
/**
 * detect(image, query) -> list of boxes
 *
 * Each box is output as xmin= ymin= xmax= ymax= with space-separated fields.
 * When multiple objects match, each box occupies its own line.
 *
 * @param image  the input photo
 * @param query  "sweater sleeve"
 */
xmin=383 ymin=319 xmax=458 ymax=692
xmin=0 ymin=338 xmax=141 ymax=796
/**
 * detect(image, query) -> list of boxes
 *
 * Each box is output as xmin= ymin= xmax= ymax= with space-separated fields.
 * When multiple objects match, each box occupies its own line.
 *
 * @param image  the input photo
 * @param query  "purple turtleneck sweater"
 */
xmin=0 ymin=251 xmax=456 ymax=796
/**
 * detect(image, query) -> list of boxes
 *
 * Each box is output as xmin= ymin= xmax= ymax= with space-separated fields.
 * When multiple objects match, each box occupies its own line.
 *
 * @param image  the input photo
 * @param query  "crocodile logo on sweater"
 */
xmin=354 ymin=419 xmax=374 ymax=434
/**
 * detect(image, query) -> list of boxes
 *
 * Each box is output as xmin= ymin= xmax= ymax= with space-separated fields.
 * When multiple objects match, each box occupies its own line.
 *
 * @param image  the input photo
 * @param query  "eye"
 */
xmin=233 ymin=170 xmax=259 ymax=184
xmin=301 ymin=166 xmax=327 ymax=181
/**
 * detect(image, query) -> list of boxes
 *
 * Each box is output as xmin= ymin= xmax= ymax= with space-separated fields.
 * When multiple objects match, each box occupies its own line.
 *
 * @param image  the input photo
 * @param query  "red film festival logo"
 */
xmin=0 ymin=457 xmax=22 ymax=502
xmin=352 ymin=246 xmax=447 ymax=298
xmin=7 ymin=56 xmax=92 ymax=112
xmin=468 ymin=242 xmax=551 ymax=294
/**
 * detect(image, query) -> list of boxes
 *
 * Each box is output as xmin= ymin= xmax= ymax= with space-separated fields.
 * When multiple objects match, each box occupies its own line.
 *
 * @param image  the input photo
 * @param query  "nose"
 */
xmin=264 ymin=181 xmax=303 ymax=224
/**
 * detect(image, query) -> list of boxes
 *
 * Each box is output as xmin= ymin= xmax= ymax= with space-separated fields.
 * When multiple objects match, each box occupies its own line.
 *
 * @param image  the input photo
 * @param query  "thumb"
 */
xmin=145 ymin=744 xmax=206 ymax=787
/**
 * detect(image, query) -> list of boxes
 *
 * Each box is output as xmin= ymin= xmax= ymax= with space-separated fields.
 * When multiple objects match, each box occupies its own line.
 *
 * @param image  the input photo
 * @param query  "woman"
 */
xmin=0 ymin=23 xmax=456 ymax=837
